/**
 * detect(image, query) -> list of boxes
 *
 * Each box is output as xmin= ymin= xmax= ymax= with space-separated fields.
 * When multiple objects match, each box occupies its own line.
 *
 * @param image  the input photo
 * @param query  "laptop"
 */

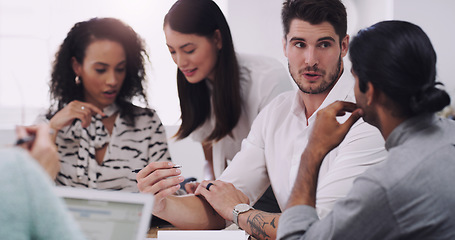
xmin=54 ymin=186 xmax=154 ymax=240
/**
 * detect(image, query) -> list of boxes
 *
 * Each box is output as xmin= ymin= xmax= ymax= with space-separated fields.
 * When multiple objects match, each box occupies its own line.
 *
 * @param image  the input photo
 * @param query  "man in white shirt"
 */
xmin=136 ymin=0 xmax=386 ymax=239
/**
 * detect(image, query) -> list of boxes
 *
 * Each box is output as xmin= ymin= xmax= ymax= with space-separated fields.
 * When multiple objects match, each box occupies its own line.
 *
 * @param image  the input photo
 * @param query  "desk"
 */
xmin=147 ymin=226 xmax=254 ymax=240
xmin=147 ymin=226 xmax=176 ymax=239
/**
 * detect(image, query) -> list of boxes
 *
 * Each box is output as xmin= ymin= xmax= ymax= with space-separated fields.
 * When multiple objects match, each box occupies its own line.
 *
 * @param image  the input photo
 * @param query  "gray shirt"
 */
xmin=277 ymin=114 xmax=455 ymax=240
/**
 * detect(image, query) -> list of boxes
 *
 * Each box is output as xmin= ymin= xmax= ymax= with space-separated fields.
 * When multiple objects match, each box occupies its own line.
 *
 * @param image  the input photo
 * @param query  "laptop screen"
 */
xmin=54 ymin=187 xmax=153 ymax=240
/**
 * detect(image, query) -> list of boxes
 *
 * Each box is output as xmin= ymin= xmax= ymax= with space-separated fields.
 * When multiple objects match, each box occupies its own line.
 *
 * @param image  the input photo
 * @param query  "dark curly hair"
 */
xmin=47 ymin=17 xmax=149 ymax=124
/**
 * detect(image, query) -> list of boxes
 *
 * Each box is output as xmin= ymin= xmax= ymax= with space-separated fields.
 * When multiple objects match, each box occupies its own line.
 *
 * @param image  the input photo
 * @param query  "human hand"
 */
xmin=307 ymin=101 xmax=363 ymax=158
xmin=185 ymin=181 xmax=200 ymax=194
xmin=136 ymin=161 xmax=184 ymax=213
xmin=194 ymin=180 xmax=249 ymax=221
xmin=16 ymin=124 xmax=60 ymax=179
xmin=285 ymin=102 xmax=362 ymax=209
xmin=49 ymin=100 xmax=105 ymax=130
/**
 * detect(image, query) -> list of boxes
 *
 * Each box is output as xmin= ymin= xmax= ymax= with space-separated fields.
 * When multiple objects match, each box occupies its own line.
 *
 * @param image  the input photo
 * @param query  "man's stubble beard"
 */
xmin=289 ymin=55 xmax=342 ymax=95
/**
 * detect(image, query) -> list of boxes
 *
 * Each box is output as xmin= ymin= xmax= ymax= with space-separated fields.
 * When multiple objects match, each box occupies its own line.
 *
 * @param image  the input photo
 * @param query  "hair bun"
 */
xmin=410 ymin=83 xmax=451 ymax=114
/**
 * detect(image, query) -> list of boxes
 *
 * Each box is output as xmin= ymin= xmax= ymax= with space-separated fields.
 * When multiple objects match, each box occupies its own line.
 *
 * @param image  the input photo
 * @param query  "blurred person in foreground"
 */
xmin=0 ymin=124 xmax=86 ymax=239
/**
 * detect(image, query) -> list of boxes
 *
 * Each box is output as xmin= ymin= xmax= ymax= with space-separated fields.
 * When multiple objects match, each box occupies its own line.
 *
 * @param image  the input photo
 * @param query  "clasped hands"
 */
xmin=137 ymin=161 xmax=249 ymax=221
xmin=195 ymin=180 xmax=249 ymax=221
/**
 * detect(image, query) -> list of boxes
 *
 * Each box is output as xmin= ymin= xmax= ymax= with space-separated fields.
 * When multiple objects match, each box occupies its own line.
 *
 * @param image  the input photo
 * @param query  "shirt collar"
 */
xmin=385 ymin=114 xmax=437 ymax=151
xmin=101 ymin=103 xmax=119 ymax=118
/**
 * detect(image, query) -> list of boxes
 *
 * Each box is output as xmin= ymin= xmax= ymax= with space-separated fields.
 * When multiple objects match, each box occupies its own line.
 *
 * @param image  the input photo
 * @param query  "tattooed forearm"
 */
xmin=270 ymin=217 xmax=276 ymax=228
xmin=246 ymin=212 xmax=280 ymax=240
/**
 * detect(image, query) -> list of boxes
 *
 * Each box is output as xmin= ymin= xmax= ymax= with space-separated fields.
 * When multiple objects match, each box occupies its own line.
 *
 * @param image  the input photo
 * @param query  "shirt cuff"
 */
xmin=277 ymin=205 xmax=319 ymax=240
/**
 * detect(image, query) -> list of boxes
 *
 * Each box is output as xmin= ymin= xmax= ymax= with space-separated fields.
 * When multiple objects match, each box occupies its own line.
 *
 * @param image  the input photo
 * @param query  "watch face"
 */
xmin=236 ymin=204 xmax=251 ymax=212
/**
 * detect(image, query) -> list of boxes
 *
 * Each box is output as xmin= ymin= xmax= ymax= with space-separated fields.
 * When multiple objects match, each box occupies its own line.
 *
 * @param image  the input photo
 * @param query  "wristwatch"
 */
xmin=233 ymin=203 xmax=254 ymax=227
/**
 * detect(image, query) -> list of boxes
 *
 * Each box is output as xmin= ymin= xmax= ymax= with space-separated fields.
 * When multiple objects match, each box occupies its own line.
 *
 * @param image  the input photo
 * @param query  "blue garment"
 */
xmin=277 ymin=115 xmax=455 ymax=239
xmin=0 ymin=148 xmax=86 ymax=240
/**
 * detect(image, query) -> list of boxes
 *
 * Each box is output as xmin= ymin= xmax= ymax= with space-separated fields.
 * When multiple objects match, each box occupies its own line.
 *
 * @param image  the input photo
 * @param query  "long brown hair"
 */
xmin=165 ymin=0 xmax=241 ymax=141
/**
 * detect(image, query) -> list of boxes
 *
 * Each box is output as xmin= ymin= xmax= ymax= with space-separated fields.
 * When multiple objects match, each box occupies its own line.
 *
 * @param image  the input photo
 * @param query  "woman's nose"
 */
xmin=175 ymin=53 xmax=189 ymax=68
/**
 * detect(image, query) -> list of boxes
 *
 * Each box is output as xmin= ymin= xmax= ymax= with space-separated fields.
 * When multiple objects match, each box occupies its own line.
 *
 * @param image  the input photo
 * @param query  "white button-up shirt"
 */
xmin=191 ymin=53 xmax=293 ymax=179
xmin=219 ymin=73 xmax=387 ymax=218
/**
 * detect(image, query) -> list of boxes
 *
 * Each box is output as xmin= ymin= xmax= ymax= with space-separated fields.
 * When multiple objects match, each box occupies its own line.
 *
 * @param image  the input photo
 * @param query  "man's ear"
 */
xmin=213 ymin=29 xmax=222 ymax=50
xmin=365 ymin=81 xmax=376 ymax=106
xmin=72 ymin=57 xmax=81 ymax=76
xmin=282 ymin=37 xmax=288 ymax=58
xmin=340 ymin=34 xmax=349 ymax=58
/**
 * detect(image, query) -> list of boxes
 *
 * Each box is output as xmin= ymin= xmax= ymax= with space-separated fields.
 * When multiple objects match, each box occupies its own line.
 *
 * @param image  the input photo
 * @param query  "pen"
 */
xmin=15 ymin=135 xmax=36 ymax=145
xmin=131 ymin=165 xmax=182 ymax=173
xmin=15 ymin=129 xmax=56 ymax=146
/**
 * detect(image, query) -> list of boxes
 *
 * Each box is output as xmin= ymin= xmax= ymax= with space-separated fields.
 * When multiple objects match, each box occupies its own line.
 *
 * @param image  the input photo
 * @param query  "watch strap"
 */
xmin=233 ymin=204 xmax=253 ymax=227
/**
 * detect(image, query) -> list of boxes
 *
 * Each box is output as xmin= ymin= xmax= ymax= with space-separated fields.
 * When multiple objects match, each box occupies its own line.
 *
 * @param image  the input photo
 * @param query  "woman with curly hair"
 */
xmin=37 ymin=17 xmax=172 ymax=192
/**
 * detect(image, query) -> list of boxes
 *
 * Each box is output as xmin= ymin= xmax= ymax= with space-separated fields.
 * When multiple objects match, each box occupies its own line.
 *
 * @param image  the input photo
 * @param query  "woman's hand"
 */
xmin=136 ymin=161 xmax=184 ymax=213
xmin=195 ymin=180 xmax=249 ymax=221
xmin=184 ymin=181 xmax=200 ymax=194
xmin=16 ymin=124 xmax=60 ymax=179
xmin=49 ymin=100 xmax=105 ymax=131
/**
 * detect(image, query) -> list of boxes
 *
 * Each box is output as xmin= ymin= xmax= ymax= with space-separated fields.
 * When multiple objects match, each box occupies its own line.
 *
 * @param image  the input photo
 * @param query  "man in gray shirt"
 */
xmin=277 ymin=20 xmax=455 ymax=239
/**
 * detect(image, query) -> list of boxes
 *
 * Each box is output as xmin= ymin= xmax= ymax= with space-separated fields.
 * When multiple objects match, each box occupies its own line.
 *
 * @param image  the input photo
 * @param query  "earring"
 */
xmin=75 ymin=76 xmax=81 ymax=85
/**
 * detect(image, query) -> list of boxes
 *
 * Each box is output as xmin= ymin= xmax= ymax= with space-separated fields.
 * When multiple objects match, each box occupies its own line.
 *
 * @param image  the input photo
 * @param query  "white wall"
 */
xmin=2 ymin=0 xmax=454 ymax=126
xmin=227 ymin=0 xmax=361 ymax=69
xmin=1 ymin=0 xmax=454 ymax=179
xmin=227 ymin=0 xmax=288 ymax=65
xmin=393 ymin=0 xmax=455 ymax=98
xmin=0 ymin=0 xmax=218 ymax=181
xmin=0 ymin=0 xmax=227 ymax=127
xmin=350 ymin=0 xmax=394 ymax=31
xmin=228 ymin=0 xmax=455 ymax=105
xmin=225 ymin=0 xmax=379 ymax=81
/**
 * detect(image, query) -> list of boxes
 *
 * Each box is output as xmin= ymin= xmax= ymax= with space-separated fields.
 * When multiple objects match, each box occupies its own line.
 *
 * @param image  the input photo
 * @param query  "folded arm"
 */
xmin=196 ymin=180 xmax=280 ymax=240
xmin=137 ymin=161 xmax=225 ymax=229
xmin=156 ymin=194 xmax=226 ymax=230
xmin=240 ymin=210 xmax=281 ymax=240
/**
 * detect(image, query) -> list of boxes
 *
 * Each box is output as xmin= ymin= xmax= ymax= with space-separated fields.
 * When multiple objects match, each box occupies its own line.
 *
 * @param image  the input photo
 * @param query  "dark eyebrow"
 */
xmin=289 ymin=36 xmax=336 ymax=43
xmin=94 ymin=62 xmax=109 ymax=67
xmin=318 ymin=36 xmax=336 ymax=42
xmin=166 ymin=43 xmax=195 ymax=49
xmin=179 ymin=43 xmax=195 ymax=49
xmin=94 ymin=60 xmax=126 ymax=67
xmin=116 ymin=60 xmax=126 ymax=67
xmin=289 ymin=37 xmax=305 ymax=42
